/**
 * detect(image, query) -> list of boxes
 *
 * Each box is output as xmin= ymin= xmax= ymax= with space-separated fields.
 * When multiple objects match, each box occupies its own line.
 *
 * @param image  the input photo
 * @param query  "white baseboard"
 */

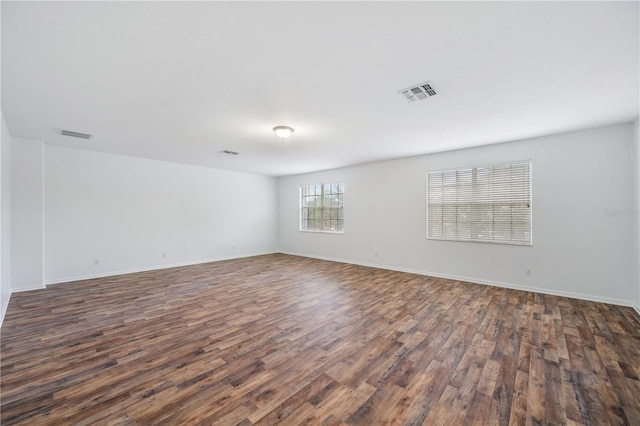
xmin=43 ymin=251 xmax=277 ymax=287
xmin=14 ymin=250 xmax=640 ymax=313
xmin=279 ymin=251 xmax=636 ymax=309
xmin=10 ymin=283 xmax=45 ymax=292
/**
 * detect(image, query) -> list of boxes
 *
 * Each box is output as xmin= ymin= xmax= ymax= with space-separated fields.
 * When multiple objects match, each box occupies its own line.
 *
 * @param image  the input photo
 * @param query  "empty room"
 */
xmin=1 ymin=1 xmax=639 ymax=425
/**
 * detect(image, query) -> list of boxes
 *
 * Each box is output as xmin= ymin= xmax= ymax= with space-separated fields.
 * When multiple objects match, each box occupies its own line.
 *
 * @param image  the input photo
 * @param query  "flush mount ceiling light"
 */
xmin=273 ymin=125 xmax=294 ymax=139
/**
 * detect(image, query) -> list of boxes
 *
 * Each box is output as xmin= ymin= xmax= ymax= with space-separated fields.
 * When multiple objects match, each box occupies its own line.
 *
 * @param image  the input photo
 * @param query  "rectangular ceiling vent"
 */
xmin=220 ymin=150 xmax=240 ymax=155
xmin=59 ymin=129 xmax=93 ymax=139
xmin=399 ymin=82 xmax=437 ymax=103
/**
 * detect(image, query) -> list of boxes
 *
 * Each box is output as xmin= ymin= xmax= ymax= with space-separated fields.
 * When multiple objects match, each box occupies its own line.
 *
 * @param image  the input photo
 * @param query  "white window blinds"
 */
xmin=427 ymin=160 xmax=532 ymax=245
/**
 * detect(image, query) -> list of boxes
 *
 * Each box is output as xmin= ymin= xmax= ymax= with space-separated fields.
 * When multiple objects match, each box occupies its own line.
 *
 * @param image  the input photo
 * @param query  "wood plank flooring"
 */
xmin=1 ymin=253 xmax=639 ymax=425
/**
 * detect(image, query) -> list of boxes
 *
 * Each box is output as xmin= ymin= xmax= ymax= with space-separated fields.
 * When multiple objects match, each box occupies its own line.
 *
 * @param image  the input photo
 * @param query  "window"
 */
xmin=300 ymin=182 xmax=344 ymax=233
xmin=427 ymin=160 xmax=532 ymax=245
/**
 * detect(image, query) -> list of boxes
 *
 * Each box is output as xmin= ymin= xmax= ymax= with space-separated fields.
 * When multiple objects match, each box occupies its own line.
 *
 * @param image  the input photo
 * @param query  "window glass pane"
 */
xmin=427 ymin=161 xmax=531 ymax=245
xmin=299 ymin=182 xmax=345 ymax=233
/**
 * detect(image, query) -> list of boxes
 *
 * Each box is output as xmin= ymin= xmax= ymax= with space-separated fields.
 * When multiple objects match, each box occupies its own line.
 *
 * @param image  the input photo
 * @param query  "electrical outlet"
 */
xmin=94 ymin=259 xmax=99 ymax=265
xmin=525 ymin=268 xmax=532 ymax=276
xmin=162 ymin=252 xmax=167 ymax=258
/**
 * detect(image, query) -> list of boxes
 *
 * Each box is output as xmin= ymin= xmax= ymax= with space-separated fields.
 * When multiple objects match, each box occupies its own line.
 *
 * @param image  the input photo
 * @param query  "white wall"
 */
xmin=3 ymin=122 xmax=636 ymax=311
xmin=278 ymin=123 xmax=637 ymax=306
xmin=633 ymin=117 xmax=640 ymax=313
xmin=11 ymin=137 xmax=44 ymax=291
xmin=44 ymin=146 xmax=278 ymax=283
xmin=1 ymin=112 xmax=12 ymax=323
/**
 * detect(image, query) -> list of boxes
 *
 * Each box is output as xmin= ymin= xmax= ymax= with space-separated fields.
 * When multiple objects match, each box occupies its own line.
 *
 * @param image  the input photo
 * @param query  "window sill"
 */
xmin=427 ymin=237 xmax=532 ymax=246
xmin=299 ymin=230 xmax=344 ymax=235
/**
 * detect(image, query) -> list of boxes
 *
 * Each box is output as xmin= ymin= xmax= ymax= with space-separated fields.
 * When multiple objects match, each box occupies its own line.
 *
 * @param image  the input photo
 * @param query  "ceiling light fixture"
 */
xmin=273 ymin=125 xmax=294 ymax=139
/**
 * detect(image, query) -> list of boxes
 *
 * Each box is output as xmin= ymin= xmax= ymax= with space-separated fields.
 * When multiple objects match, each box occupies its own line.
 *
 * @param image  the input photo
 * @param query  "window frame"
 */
xmin=299 ymin=182 xmax=345 ymax=234
xmin=427 ymin=160 xmax=532 ymax=246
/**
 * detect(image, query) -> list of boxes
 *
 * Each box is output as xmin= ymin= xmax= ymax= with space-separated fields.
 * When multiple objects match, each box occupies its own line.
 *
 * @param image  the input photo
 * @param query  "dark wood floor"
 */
xmin=1 ymin=254 xmax=639 ymax=425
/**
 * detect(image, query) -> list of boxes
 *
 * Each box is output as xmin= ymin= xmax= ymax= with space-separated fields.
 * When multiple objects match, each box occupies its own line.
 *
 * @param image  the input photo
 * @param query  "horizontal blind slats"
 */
xmin=427 ymin=161 xmax=532 ymax=245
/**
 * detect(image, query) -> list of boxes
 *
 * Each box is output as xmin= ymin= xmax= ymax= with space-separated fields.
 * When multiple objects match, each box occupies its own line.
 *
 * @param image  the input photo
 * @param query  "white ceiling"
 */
xmin=2 ymin=1 xmax=638 ymax=177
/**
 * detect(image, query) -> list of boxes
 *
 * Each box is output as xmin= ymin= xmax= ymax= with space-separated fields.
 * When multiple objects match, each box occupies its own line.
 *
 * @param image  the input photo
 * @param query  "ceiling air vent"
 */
xmin=399 ymin=81 xmax=437 ymax=103
xmin=59 ymin=129 xmax=93 ymax=139
xmin=220 ymin=150 xmax=240 ymax=156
